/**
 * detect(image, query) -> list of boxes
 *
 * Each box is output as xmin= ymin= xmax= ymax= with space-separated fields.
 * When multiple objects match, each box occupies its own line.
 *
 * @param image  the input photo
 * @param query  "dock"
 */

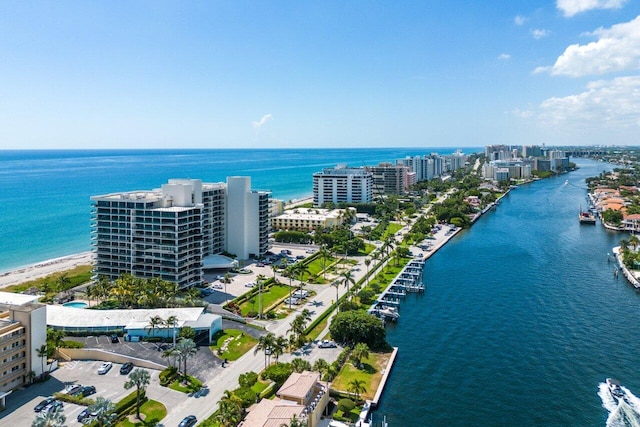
xmin=368 ymin=258 xmax=425 ymax=322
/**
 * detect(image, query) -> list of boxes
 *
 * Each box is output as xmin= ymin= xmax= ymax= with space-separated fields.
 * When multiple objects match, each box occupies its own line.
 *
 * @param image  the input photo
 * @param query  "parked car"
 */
xmin=245 ymin=282 xmax=255 ymax=288
xmin=34 ymin=397 xmax=56 ymax=412
xmin=212 ymin=283 xmax=223 ymax=289
xmin=256 ymin=262 xmax=264 ymax=267
xmin=296 ymin=255 xmax=305 ymax=260
xmin=63 ymin=384 xmax=82 ymax=395
xmin=200 ymin=288 xmax=213 ymax=296
xmin=120 ymin=363 xmax=134 ymax=375
xmin=74 ymin=385 xmax=96 ymax=397
xmin=318 ymin=340 xmax=337 ymax=348
xmin=78 ymin=408 xmax=98 ymax=423
xmin=97 ymin=362 xmax=112 ymax=375
xmin=110 ymin=334 xmax=119 ymax=343
xmin=43 ymin=400 xmax=63 ymax=414
xmin=179 ymin=415 xmax=198 ymax=427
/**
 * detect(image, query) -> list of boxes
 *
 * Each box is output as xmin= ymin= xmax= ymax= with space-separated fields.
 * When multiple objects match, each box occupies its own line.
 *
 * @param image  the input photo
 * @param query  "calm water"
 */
xmin=0 ymin=147 xmax=475 ymax=272
xmin=376 ymin=159 xmax=640 ymax=426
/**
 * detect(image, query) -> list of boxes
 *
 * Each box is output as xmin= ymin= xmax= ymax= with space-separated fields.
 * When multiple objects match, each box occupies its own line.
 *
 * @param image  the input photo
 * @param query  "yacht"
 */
xmin=579 ymin=209 xmax=596 ymax=224
xmin=607 ymin=378 xmax=625 ymax=401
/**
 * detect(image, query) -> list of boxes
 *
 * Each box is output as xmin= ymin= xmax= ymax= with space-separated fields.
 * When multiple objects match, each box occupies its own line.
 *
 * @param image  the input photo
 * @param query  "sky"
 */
xmin=1 ymin=0 xmax=640 ymax=149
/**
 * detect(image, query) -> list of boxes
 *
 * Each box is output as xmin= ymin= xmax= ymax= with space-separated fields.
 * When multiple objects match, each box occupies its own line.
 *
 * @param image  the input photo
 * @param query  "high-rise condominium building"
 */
xmin=91 ymin=177 xmax=269 ymax=288
xmin=312 ymin=165 xmax=373 ymax=206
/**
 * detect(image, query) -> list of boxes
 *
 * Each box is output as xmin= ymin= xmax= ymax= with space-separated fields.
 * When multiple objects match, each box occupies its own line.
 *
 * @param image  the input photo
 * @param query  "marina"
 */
xmin=368 ymin=258 xmax=425 ymax=322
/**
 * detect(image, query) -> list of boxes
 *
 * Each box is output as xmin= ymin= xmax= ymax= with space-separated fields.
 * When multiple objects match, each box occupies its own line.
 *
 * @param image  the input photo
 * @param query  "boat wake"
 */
xmin=599 ymin=383 xmax=640 ymax=427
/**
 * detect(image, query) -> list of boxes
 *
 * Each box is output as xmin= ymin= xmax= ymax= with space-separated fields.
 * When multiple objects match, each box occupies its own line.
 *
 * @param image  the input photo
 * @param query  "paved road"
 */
xmin=12 ymin=223 xmax=459 ymax=426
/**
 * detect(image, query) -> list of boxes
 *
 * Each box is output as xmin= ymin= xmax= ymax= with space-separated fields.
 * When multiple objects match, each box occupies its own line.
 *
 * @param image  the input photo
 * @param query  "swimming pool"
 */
xmin=62 ymin=301 xmax=88 ymax=309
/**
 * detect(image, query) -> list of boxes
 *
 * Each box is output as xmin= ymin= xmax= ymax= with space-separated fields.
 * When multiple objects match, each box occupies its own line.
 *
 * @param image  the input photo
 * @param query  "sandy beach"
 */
xmin=0 ymin=252 xmax=94 ymax=289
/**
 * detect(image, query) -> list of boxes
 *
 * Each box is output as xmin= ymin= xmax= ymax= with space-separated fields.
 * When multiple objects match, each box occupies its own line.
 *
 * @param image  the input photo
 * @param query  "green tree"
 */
xmin=123 ymin=368 xmax=151 ymax=420
xmin=146 ymin=315 xmax=164 ymax=342
xmin=36 ymin=344 xmax=48 ymax=376
xmin=350 ymin=342 xmax=370 ymax=369
xmin=88 ymin=397 xmax=117 ymax=427
xmin=32 ymin=405 xmax=66 ymax=427
xmin=290 ymin=357 xmax=311 ymax=373
xmin=329 ymin=310 xmax=387 ymax=350
xmin=254 ymin=332 xmax=276 ymax=368
xmin=174 ymin=337 xmax=197 ymax=380
xmin=347 ymin=378 xmax=367 ymax=401
xmin=341 ymin=270 xmax=356 ymax=296
xmin=215 ymin=394 xmax=242 ymax=427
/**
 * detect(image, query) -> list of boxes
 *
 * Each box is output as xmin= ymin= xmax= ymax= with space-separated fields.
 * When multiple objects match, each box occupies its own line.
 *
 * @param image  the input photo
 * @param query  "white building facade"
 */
xmin=91 ymin=177 xmax=269 ymax=288
xmin=312 ymin=166 xmax=373 ymax=206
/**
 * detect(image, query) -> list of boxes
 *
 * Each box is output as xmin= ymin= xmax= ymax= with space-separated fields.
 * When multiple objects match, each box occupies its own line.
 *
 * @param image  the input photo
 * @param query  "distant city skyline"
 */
xmin=2 ymin=1 xmax=639 ymax=149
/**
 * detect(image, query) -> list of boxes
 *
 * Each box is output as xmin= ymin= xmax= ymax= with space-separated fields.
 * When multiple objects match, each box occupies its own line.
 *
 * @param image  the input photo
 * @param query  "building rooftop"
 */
xmin=240 ymin=398 xmax=304 ymax=427
xmin=277 ymin=371 xmax=320 ymax=401
xmin=47 ymin=306 xmax=204 ymax=329
xmin=0 ymin=292 xmax=40 ymax=306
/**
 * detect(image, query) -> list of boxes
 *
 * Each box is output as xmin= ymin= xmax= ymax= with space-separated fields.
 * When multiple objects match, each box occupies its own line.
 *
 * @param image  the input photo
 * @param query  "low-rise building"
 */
xmin=240 ymin=370 xmax=329 ymax=427
xmin=0 ymin=292 xmax=47 ymax=399
xmin=271 ymin=208 xmax=354 ymax=232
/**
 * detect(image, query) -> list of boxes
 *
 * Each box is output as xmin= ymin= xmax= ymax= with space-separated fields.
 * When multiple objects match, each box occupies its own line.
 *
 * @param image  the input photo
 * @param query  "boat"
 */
xmin=579 ymin=207 xmax=596 ymax=224
xmin=607 ymin=378 xmax=626 ymax=401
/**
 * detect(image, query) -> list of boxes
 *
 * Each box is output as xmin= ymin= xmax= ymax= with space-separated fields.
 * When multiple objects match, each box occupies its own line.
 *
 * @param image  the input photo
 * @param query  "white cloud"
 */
xmin=252 ymin=114 xmax=273 ymax=128
xmin=514 ymin=15 xmax=527 ymax=26
xmin=557 ymin=0 xmax=628 ymax=17
xmin=512 ymin=108 xmax=534 ymax=118
xmin=536 ymin=15 xmax=640 ymax=77
xmin=537 ymin=75 xmax=640 ymax=127
xmin=531 ymin=29 xmax=551 ymax=39
xmin=498 ymin=53 xmax=511 ymax=60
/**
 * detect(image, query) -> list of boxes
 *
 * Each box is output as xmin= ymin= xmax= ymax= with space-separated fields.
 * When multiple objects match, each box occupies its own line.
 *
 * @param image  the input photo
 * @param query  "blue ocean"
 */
xmin=0 ymin=147 xmax=477 ymax=272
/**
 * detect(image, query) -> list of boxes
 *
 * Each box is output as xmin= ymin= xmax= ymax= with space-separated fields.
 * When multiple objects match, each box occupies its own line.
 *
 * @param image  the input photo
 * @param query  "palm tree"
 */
xmin=215 ymin=395 xmax=242 ymax=427
xmin=280 ymin=414 xmax=305 ymax=427
xmin=350 ymin=342 xmax=370 ymax=369
xmin=32 ymin=404 xmax=66 ymax=427
xmin=630 ymin=234 xmax=640 ymax=251
xmin=290 ymin=357 xmax=311 ymax=373
xmin=56 ymin=273 xmax=70 ymax=293
xmin=341 ymin=270 xmax=356 ymax=297
xmin=174 ymin=338 xmax=197 ymax=380
xmin=364 ymin=258 xmax=372 ymax=286
xmin=620 ymin=238 xmax=630 ymax=251
xmin=272 ymin=335 xmax=288 ymax=363
xmin=295 ymin=263 xmax=310 ymax=286
xmin=331 ymin=281 xmax=341 ymax=309
xmin=254 ymin=332 xmax=276 ymax=368
xmin=164 ymin=315 xmax=179 ymax=347
xmin=146 ymin=315 xmax=164 ymax=343
xmin=318 ymin=246 xmax=330 ymax=280
xmin=88 ymin=396 xmax=117 ymax=427
xmin=84 ymin=285 xmax=97 ymax=307
xmin=347 ymin=378 xmax=367 ymax=401
xmin=256 ymin=274 xmax=267 ymax=319
xmin=285 ymin=264 xmax=296 ymax=309
xmin=36 ymin=344 xmax=48 ymax=376
xmin=313 ymin=358 xmax=330 ymax=381
xmin=123 ymin=368 xmax=151 ymax=420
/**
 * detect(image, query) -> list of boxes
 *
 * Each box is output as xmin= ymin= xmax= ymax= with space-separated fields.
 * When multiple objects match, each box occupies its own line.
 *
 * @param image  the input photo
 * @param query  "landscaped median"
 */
xmin=210 ymin=329 xmax=258 ymax=361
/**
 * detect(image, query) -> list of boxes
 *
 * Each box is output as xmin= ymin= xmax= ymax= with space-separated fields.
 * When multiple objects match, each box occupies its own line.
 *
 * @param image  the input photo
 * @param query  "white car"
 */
xmin=318 ymin=340 xmax=337 ymax=348
xmin=212 ymin=283 xmax=223 ymax=289
xmin=245 ymin=282 xmax=255 ymax=288
xmin=97 ymin=362 xmax=112 ymax=375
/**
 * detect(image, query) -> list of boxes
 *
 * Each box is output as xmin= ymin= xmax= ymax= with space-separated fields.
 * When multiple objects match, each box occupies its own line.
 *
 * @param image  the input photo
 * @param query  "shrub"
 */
xmin=239 ymin=371 xmax=259 ymax=388
xmin=115 ymin=390 xmax=146 ymax=416
xmin=337 ymin=398 xmax=355 ymax=413
xmin=60 ymin=340 xmax=84 ymax=349
xmin=159 ymin=366 xmax=178 ymax=386
xmin=262 ymin=363 xmax=294 ymax=389
xmin=357 ymin=289 xmax=375 ymax=305
xmin=235 ymin=387 xmax=258 ymax=407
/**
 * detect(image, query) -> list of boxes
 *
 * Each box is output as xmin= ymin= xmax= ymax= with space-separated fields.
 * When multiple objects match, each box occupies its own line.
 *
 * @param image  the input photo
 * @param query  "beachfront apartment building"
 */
xmin=0 ymin=293 xmax=46 ymax=400
xmin=398 ymin=154 xmax=444 ymax=182
xmin=366 ymin=162 xmax=410 ymax=196
xmin=312 ymin=165 xmax=373 ymax=206
xmin=91 ymin=177 xmax=269 ymax=288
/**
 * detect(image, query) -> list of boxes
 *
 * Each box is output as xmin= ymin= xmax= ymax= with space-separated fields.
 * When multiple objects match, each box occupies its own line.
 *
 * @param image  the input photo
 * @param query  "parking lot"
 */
xmin=1 ymin=360 xmax=162 ymax=427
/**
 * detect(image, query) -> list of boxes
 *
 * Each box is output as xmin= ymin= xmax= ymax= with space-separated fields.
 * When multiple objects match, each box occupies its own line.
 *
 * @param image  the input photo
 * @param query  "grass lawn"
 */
xmin=3 ymin=264 xmax=93 ymax=294
xmin=238 ymin=284 xmax=291 ymax=316
xmin=304 ymin=256 xmax=337 ymax=281
xmin=366 ymin=257 xmax=411 ymax=296
xmin=383 ymin=222 xmax=403 ymax=239
xmin=251 ymin=379 xmax=269 ymax=395
xmin=360 ymin=242 xmax=376 ymax=255
xmin=331 ymin=352 xmax=392 ymax=400
xmin=306 ymin=316 xmax=330 ymax=341
xmin=117 ymin=400 xmax=167 ymax=427
xmin=210 ymin=329 xmax=258 ymax=361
